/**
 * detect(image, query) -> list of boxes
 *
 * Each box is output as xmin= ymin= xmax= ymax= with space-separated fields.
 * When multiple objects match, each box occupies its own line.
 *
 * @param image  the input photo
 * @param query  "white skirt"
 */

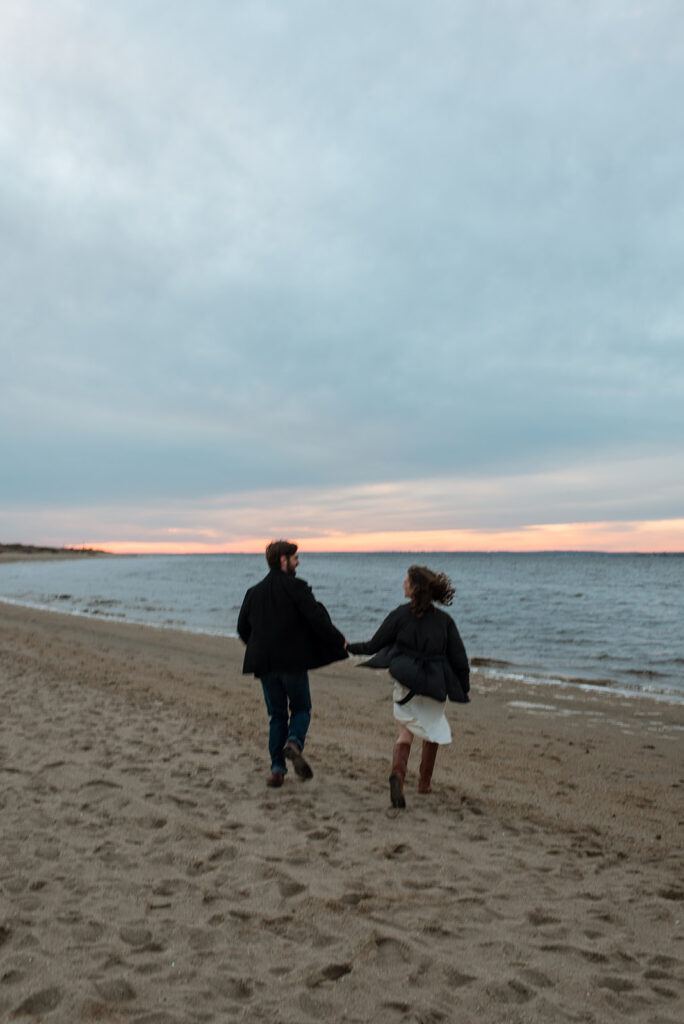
xmin=392 ymin=681 xmax=452 ymax=744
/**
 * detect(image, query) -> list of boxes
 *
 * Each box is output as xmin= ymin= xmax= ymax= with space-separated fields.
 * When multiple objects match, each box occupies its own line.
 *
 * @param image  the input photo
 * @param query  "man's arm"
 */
xmin=290 ymin=578 xmax=345 ymax=645
xmin=237 ymin=588 xmax=253 ymax=643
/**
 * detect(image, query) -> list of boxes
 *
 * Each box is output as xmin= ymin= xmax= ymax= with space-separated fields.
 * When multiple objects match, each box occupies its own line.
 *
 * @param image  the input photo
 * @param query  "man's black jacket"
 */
xmin=237 ymin=569 xmax=347 ymax=677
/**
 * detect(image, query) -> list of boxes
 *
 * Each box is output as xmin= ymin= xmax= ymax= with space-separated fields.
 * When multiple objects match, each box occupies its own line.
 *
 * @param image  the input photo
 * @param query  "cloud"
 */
xmin=2 ymin=448 xmax=683 ymax=549
xmin=1 ymin=1 xmax=683 ymax=545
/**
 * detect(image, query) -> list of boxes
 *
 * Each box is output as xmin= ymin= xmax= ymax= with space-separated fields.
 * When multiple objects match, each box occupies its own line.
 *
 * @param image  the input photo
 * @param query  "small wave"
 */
xmin=472 ymin=664 xmax=684 ymax=705
xmin=622 ymin=667 xmax=668 ymax=680
xmin=564 ymin=675 xmax=613 ymax=688
xmin=508 ymin=701 xmax=558 ymax=711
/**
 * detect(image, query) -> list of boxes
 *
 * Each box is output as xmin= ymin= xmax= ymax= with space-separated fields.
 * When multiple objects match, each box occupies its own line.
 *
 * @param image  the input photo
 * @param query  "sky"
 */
xmin=1 ymin=0 xmax=683 ymax=553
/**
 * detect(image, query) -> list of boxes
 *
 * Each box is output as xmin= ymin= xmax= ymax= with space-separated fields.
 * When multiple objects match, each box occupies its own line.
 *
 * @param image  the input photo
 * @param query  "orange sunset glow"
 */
xmin=94 ymin=519 xmax=684 ymax=556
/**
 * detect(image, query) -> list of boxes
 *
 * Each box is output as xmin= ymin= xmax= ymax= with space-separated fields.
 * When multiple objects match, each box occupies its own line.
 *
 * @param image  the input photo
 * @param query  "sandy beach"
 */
xmin=1 ymin=599 xmax=682 ymax=1023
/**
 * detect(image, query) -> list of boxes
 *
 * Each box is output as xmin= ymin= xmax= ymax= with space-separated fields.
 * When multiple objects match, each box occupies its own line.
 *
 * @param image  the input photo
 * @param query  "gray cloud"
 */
xmin=2 ymin=1 xmax=683 ymax=537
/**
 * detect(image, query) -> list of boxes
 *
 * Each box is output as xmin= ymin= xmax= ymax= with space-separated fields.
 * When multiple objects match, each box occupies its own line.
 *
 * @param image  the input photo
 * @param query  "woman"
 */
xmin=347 ymin=565 xmax=470 ymax=808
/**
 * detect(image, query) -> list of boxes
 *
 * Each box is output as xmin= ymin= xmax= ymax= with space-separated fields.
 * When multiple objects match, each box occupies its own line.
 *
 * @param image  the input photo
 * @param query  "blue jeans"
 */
xmin=260 ymin=671 xmax=312 ymax=774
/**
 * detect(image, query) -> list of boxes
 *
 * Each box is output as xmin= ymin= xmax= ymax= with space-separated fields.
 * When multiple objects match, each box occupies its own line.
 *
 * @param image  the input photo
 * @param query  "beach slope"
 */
xmin=1 ymin=601 xmax=682 ymax=1022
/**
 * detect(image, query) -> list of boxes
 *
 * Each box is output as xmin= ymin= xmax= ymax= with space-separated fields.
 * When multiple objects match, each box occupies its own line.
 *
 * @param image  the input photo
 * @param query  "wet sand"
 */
xmin=1 ymin=600 xmax=682 ymax=1023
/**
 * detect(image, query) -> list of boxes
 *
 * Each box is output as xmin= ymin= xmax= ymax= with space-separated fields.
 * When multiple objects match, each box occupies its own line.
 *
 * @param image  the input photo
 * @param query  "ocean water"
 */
xmin=1 ymin=552 xmax=683 ymax=703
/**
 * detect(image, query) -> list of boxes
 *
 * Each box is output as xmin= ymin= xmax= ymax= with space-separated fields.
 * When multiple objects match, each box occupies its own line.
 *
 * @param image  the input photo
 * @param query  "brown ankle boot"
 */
xmin=418 ymin=741 xmax=438 ymax=793
xmin=389 ymin=741 xmax=411 ymax=808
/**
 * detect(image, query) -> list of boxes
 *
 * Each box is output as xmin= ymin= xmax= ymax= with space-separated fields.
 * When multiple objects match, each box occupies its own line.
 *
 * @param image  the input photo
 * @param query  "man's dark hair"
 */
xmin=407 ymin=565 xmax=455 ymax=618
xmin=265 ymin=539 xmax=298 ymax=569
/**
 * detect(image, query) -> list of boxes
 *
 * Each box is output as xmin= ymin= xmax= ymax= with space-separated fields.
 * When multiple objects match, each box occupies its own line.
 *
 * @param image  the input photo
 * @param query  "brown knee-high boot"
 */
xmin=389 ymin=741 xmax=411 ymax=808
xmin=418 ymin=741 xmax=439 ymax=793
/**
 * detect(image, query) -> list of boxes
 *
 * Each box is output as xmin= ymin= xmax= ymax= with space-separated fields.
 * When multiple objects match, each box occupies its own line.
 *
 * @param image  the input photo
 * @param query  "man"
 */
xmin=237 ymin=540 xmax=347 ymax=787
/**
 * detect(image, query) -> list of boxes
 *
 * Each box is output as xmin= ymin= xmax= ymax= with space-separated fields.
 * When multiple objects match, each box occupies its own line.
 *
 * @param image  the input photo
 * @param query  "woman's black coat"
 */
xmin=348 ymin=603 xmax=470 ymax=703
xmin=238 ymin=569 xmax=347 ymax=677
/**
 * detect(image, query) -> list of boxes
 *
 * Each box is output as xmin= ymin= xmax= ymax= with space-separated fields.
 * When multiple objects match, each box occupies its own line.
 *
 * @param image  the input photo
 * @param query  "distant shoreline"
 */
xmin=2 ymin=545 xmax=682 ymax=561
xmin=0 ymin=543 xmax=111 ymax=564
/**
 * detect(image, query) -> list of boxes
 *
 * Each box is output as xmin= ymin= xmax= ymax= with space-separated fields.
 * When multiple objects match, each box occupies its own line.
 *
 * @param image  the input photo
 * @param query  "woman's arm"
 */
xmin=347 ymin=606 xmax=404 ymax=655
xmin=447 ymin=618 xmax=470 ymax=695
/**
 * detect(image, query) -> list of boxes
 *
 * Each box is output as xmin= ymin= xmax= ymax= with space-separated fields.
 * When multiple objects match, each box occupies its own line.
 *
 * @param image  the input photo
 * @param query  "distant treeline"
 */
xmin=0 ymin=543 xmax=106 ymax=556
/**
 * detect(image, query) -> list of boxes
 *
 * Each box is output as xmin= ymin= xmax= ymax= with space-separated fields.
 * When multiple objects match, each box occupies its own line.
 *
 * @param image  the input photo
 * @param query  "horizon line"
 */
xmin=92 ymin=547 xmax=684 ymax=556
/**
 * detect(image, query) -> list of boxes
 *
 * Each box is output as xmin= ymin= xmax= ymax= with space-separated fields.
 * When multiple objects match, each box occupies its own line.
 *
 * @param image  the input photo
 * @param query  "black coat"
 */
xmin=237 ymin=569 xmax=347 ymax=677
xmin=348 ymin=603 xmax=470 ymax=703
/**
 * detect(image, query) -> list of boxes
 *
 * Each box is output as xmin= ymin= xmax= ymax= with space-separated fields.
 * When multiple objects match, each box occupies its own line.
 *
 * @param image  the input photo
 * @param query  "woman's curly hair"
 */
xmin=407 ymin=565 xmax=455 ymax=617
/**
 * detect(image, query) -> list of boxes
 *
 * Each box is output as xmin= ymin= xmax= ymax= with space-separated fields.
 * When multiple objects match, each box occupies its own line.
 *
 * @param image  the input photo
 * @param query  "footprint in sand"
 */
xmin=539 ymin=942 xmax=609 ymax=964
xmin=648 ymin=954 xmax=680 ymax=970
xmin=151 ymin=879 xmax=187 ymax=897
xmin=73 ymin=920 xmax=106 ymax=944
xmin=277 ymin=876 xmax=307 ymax=898
xmin=486 ymin=978 xmax=533 ymax=1004
xmin=595 ymin=975 xmax=637 ymax=993
xmin=381 ymin=842 xmax=411 ymax=860
xmin=526 ymin=907 xmax=561 ymax=926
xmin=119 ymin=925 xmax=153 ymax=947
xmin=367 ymin=933 xmax=412 ymax=966
xmin=658 ymin=887 xmax=684 ymax=902
xmin=207 ymin=844 xmax=238 ymax=864
xmin=12 ymin=986 xmax=63 ymax=1016
xmin=126 ymin=1012 xmax=177 ymax=1023
xmin=34 ymin=841 xmax=60 ymax=862
xmin=443 ymin=966 xmax=476 ymax=988
xmin=306 ymin=963 xmax=352 ymax=988
xmin=188 ymin=928 xmax=217 ymax=952
xmin=520 ymin=967 xmax=554 ymax=989
xmin=136 ymin=815 xmax=167 ymax=830
xmin=422 ymin=922 xmax=454 ymax=938
xmin=340 ymin=890 xmax=372 ymax=906
xmin=95 ymin=977 xmax=137 ymax=1002
xmin=215 ymin=975 xmax=254 ymax=1000
xmin=306 ymin=826 xmax=339 ymax=843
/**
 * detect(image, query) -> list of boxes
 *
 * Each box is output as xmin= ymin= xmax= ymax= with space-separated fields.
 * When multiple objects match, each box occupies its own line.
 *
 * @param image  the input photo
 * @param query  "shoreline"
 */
xmin=1 ymin=599 xmax=682 ymax=1021
xmin=1 ymin=599 xmax=681 ymax=842
xmin=1 ymin=590 xmax=682 ymax=707
xmin=2 ymin=550 xmax=682 ymax=707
